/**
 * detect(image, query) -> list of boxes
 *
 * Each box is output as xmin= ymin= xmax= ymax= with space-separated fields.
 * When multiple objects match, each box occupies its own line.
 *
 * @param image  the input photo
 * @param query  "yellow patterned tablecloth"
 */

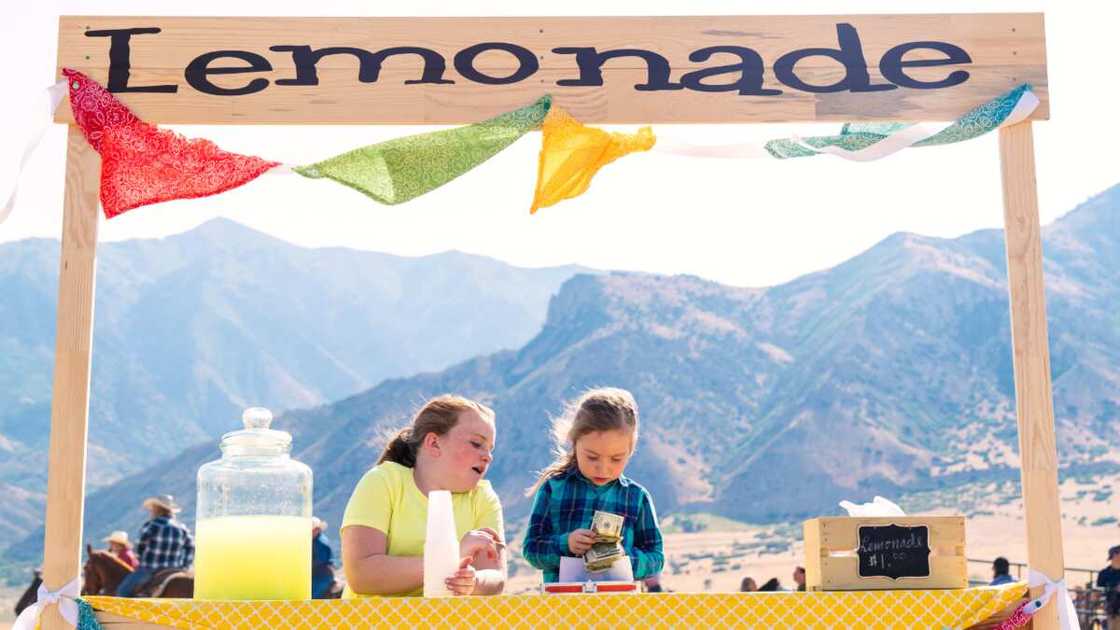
xmin=87 ymin=584 xmax=1026 ymax=629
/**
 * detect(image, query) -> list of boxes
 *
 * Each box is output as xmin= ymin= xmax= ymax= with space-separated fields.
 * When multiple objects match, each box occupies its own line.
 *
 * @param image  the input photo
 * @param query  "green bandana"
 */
xmin=295 ymin=96 xmax=551 ymax=204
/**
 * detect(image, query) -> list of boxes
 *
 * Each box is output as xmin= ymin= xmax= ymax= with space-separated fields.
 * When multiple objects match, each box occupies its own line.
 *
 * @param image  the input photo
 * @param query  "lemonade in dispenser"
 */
xmin=195 ymin=407 xmax=313 ymax=600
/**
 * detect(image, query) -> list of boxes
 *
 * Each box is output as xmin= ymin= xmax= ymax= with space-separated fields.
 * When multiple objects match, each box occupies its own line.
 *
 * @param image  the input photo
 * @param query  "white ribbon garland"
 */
xmin=652 ymin=136 xmax=773 ymax=159
xmin=1028 ymin=568 xmax=1082 ymax=630
xmin=0 ymin=79 xmax=68 ymax=224
xmin=12 ymin=576 xmax=81 ymax=630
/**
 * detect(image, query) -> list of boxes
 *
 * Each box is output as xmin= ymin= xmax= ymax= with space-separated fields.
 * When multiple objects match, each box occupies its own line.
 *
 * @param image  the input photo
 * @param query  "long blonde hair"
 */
xmin=526 ymin=387 xmax=639 ymax=496
xmin=379 ymin=395 xmax=495 ymax=467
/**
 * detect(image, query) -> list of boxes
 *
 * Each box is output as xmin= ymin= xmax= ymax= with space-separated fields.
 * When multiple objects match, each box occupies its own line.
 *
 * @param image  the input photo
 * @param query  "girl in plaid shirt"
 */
xmin=522 ymin=388 xmax=664 ymax=583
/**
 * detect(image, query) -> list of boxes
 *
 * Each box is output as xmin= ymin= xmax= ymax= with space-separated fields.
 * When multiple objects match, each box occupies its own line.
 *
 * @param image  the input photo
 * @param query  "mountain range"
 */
xmin=6 ymin=184 xmax=1117 ymax=568
xmin=0 ymin=219 xmax=583 ymax=546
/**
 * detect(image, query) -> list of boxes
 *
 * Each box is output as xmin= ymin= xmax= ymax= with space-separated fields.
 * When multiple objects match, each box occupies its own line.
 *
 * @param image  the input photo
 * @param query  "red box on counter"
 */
xmin=542 ymin=581 xmax=640 ymax=594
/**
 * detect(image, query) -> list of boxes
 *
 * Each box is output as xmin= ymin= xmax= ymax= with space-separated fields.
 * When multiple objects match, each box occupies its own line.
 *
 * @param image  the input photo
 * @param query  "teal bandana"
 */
xmin=765 ymin=84 xmax=1036 ymax=159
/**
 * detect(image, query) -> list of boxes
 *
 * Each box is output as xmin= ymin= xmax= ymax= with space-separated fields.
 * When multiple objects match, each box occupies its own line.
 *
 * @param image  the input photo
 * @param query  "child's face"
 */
xmin=575 ymin=429 xmax=633 ymax=486
xmin=433 ymin=410 xmax=495 ymax=492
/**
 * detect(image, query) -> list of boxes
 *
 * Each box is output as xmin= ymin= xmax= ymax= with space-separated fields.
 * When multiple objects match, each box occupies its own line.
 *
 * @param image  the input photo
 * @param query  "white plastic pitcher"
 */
xmin=423 ymin=490 xmax=459 ymax=597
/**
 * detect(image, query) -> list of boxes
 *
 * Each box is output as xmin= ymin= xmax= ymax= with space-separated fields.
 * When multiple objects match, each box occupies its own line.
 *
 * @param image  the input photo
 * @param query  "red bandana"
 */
xmin=63 ymin=69 xmax=279 ymax=218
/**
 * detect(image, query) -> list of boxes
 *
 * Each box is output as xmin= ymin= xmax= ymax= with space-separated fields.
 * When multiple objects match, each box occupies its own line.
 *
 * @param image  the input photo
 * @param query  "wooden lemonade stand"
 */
xmin=38 ymin=13 xmax=1061 ymax=629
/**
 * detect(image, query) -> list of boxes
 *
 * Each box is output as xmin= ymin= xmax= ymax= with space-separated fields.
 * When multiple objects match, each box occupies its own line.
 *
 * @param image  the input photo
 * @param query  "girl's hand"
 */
xmin=446 ymin=556 xmax=476 ymax=596
xmin=460 ymin=529 xmax=499 ymax=562
xmin=476 ymin=527 xmax=504 ymax=546
xmin=476 ymin=527 xmax=506 ymax=555
xmin=567 ymin=528 xmax=596 ymax=555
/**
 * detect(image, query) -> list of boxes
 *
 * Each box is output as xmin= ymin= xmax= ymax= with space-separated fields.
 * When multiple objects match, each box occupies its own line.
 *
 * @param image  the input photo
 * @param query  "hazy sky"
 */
xmin=0 ymin=0 xmax=1112 ymax=287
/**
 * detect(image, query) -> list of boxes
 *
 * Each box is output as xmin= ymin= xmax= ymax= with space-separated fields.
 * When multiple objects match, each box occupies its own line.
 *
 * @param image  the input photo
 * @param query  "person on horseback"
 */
xmin=103 ymin=530 xmax=139 ymax=569
xmin=116 ymin=494 xmax=195 ymax=597
xmin=311 ymin=516 xmax=335 ymax=599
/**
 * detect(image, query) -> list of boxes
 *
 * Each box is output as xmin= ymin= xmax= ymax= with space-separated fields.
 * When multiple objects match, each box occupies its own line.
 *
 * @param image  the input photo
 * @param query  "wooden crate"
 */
xmin=803 ymin=516 xmax=967 ymax=591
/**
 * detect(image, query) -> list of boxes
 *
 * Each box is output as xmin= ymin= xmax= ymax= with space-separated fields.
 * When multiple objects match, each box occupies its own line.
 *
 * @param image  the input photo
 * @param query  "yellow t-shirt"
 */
xmin=340 ymin=461 xmax=504 ymax=597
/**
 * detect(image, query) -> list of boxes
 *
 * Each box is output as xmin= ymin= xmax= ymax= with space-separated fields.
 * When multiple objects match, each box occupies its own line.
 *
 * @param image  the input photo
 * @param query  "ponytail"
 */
xmin=378 ymin=427 xmax=418 ymax=467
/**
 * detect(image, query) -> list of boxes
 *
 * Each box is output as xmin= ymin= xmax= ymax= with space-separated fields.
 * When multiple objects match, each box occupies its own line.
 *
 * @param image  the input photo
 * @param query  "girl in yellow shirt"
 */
xmin=340 ymin=395 xmax=506 ymax=596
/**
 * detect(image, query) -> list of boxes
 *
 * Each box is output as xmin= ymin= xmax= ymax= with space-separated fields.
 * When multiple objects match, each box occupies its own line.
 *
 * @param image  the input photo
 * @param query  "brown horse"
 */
xmin=14 ymin=569 xmax=41 ymax=616
xmin=83 ymin=544 xmax=194 ymax=598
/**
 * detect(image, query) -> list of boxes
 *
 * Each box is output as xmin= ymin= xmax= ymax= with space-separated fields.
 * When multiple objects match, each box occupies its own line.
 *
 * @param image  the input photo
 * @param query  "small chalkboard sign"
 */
xmin=856 ymin=523 xmax=931 ymax=580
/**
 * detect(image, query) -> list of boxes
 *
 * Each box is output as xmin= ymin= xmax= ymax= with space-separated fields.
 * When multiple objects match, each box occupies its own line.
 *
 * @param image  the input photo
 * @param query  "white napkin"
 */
xmin=838 ymin=496 xmax=906 ymax=517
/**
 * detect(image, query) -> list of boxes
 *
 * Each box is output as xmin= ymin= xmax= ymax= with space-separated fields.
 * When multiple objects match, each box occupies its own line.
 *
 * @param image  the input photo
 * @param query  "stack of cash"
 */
xmin=584 ymin=542 xmax=626 ymax=572
xmin=584 ymin=511 xmax=626 ymax=572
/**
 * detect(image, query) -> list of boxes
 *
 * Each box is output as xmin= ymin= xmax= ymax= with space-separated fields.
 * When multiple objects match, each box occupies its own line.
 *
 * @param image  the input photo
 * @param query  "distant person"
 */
xmin=311 ymin=517 xmax=335 ymax=599
xmin=740 ymin=576 xmax=758 ymax=592
xmin=117 ymin=495 xmax=194 ymax=597
xmin=990 ymin=557 xmax=1014 ymax=586
xmin=793 ymin=566 xmax=806 ymax=591
xmin=1098 ymin=545 xmax=1120 ymax=629
xmin=759 ymin=577 xmax=781 ymax=592
xmin=103 ymin=531 xmax=138 ymax=569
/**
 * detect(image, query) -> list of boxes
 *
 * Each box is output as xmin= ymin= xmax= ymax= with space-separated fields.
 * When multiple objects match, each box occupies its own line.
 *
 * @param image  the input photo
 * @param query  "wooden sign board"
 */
xmin=803 ymin=516 xmax=967 ymax=591
xmin=857 ymin=523 xmax=931 ymax=579
xmin=55 ymin=14 xmax=1047 ymax=125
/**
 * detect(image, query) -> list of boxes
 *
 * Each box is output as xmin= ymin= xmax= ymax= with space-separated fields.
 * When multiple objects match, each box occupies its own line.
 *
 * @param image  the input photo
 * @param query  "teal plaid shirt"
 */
xmin=522 ymin=468 xmax=664 ymax=582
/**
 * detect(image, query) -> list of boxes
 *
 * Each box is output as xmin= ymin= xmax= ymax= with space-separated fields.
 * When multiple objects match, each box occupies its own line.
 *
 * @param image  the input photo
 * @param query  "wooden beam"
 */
xmin=55 ymin=14 xmax=1048 ymax=124
xmin=41 ymin=126 xmax=100 ymax=630
xmin=998 ymin=121 xmax=1064 ymax=630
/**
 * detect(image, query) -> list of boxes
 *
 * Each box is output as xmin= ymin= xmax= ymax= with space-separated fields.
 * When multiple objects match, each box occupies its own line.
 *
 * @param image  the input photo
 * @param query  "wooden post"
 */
xmin=41 ymin=126 xmax=100 ymax=630
xmin=998 ymin=121 xmax=1064 ymax=630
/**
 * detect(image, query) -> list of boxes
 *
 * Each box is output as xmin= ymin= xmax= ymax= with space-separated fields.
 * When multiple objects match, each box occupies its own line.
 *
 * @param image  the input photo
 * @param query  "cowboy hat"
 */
xmin=102 ymin=531 xmax=131 ymax=547
xmin=142 ymin=494 xmax=181 ymax=513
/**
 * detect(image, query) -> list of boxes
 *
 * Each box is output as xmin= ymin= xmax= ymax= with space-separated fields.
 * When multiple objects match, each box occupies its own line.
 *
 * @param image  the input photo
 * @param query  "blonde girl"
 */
xmin=521 ymin=387 xmax=664 ymax=582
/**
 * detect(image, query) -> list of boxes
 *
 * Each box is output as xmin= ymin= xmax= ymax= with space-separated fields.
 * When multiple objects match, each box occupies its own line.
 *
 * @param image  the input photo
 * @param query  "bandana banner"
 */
xmin=295 ymin=96 xmax=551 ymax=205
xmin=34 ymin=74 xmax=1037 ymax=218
xmin=64 ymin=69 xmax=279 ymax=218
xmin=530 ymin=108 xmax=655 ymax=213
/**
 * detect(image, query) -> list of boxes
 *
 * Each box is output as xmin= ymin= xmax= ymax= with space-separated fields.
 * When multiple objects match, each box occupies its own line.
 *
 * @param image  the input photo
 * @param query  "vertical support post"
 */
xmin=41 ymin=126 xmax=100 ymax=630
xmin=998 ymin=121 xmax=1064 ymax=630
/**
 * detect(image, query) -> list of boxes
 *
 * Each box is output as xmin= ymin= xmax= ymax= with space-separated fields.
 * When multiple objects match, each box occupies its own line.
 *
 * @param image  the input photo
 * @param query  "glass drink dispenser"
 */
xmin=195 ymin=407 xmax=313 ymax=600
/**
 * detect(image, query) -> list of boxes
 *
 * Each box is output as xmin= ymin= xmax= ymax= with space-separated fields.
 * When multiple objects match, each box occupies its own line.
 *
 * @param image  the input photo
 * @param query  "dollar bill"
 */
xmin=591 ymin=510 xmax=624 ymax=543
